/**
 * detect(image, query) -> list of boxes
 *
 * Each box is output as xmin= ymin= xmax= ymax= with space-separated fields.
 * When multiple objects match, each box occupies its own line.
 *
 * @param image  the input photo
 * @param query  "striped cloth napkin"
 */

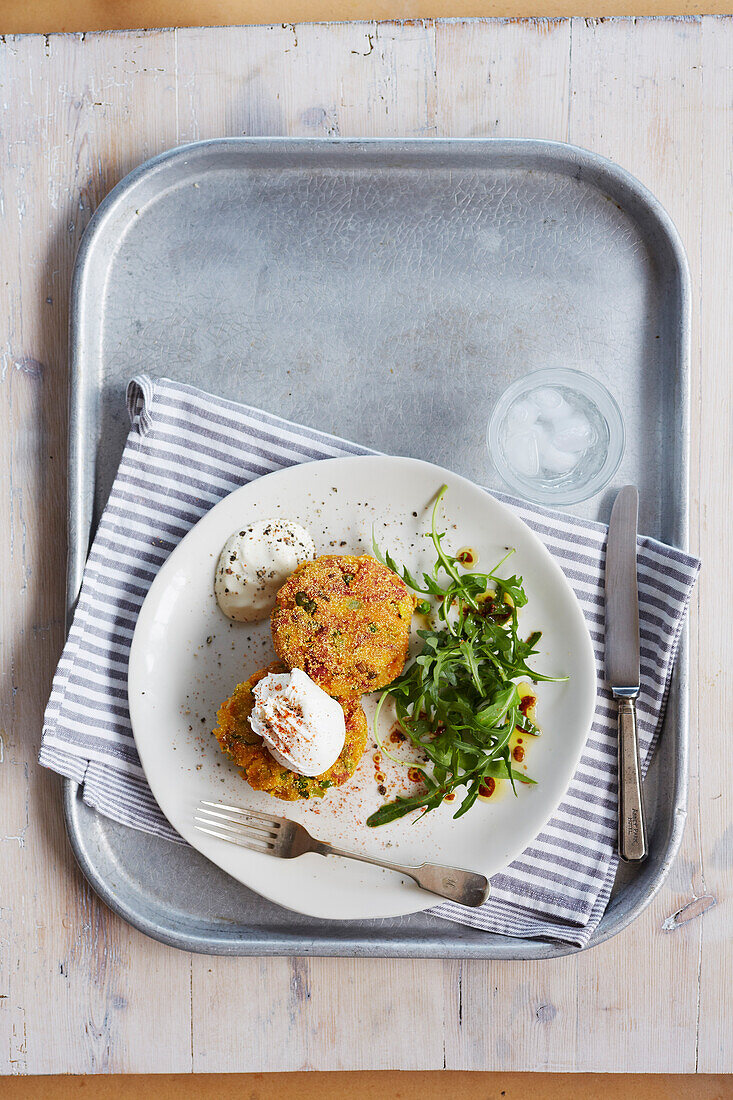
xmin=41 ymin=376 xmax=699 ymax=946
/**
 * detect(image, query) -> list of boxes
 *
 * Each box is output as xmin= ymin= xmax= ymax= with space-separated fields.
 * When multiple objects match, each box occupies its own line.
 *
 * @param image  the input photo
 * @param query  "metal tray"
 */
xmin=65 ymin=137 xmax=690 ymax=958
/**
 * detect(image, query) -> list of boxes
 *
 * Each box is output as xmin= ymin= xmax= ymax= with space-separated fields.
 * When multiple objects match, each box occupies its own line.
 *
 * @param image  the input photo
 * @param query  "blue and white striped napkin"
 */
xmin=41 ymin=376 xmax=699 ymax=946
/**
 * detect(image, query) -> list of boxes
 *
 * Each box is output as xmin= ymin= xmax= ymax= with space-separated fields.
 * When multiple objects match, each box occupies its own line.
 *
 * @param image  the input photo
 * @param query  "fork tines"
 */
xmin=199 ymin=799 xmax=283 ymax=825
xmin=195 ymin=800 xmax=282 ymax=854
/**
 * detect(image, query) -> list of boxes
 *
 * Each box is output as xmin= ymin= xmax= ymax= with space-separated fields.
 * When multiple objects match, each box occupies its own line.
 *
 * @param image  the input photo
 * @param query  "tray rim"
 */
xmin=63 ymin=135 xmax=691 ymax=959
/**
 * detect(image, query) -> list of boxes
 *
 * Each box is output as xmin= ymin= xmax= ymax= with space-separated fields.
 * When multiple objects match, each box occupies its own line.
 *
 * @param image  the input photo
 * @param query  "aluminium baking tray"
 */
xmin=64 ymin=137 xmax=690 ymax=958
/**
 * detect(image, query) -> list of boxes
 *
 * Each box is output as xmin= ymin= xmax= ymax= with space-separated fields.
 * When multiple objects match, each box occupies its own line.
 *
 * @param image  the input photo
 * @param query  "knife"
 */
xmin=605 ymin=485 xmax=648 ymax=863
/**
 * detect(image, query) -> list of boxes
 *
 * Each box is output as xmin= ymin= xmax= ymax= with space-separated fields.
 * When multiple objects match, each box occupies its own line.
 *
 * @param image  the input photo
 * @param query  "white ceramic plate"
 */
xmin=128 ymin=456 xmax=596 ymax=920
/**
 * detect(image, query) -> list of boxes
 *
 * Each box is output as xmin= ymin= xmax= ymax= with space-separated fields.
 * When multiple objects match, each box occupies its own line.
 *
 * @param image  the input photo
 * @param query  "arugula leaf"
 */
xmin=372 ymin=528 xmax=432 ymax=594
xmin=366 ymin=788 xmax=443 ymax=827
xmin=367 ymin=486 xmax=567 ymax=826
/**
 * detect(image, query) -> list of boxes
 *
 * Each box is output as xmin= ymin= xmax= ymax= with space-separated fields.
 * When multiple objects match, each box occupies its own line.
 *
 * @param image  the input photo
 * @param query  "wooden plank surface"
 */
xmin=1 ymin=17 xmax=730 ymax=1075
xmin=3 ymin=0 xmax=733 ymax=36
xmin=563 ymin=16 xmax=705 ymax=1073
xmin=2 ymin=1071 xmax=733 ymax=1098
xmin=0 ymin=30 xmax=193 ymax=1076
xmin=695 ymin=14 xmax=733 ymax=1075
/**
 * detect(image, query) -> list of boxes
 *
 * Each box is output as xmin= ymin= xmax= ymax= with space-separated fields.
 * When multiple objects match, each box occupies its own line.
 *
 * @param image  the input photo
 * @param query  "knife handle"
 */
xmin=615 ymin=690 xmax=648 ymax=862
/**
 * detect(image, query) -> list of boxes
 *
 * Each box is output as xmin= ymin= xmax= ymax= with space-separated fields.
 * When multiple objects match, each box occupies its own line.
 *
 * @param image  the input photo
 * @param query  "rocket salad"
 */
xmin=367 ymin=485 xmax=567 ymax=827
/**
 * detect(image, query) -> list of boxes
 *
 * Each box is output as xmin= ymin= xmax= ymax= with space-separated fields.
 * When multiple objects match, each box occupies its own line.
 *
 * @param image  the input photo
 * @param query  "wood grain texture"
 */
xmin=1 ymin=17 xmax=730 ymax=1075
xmin=0 ymin=30 xmax=193 ymax=1076
xmin=175 ymin=21 xmax=438 ymax=141
xmin=435 ymin=18 xmax=571 ymax=139
xmin=3 ymin=0 xmax=733 ymax=36
xmin=695 ymin=14 xmax=733 ymax=1076
xmin=566 ymin=15 xmax=704 ymax=1073
xmin=2 ymin=1071 xmax=733 ymax=1099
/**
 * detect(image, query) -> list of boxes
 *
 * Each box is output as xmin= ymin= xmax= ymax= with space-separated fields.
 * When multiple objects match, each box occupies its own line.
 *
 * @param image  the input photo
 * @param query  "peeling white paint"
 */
xmin=662 ymin=893 xmax=717 ymax=931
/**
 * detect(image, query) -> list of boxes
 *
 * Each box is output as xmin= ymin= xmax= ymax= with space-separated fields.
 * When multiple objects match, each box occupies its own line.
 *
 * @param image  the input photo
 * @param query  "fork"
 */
xmin=195 ymin=800 xmax=490 ymax=907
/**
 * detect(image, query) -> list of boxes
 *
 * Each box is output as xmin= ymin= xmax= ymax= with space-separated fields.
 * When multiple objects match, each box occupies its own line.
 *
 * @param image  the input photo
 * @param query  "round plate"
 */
xmin=128 ymin=455 xmax=596 ymax=920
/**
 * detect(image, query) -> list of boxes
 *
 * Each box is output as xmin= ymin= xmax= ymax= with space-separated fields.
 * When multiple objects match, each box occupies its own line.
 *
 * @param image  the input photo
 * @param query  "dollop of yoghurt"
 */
xmin=250 ymin=669 xmax=346 ymax=776
xmin=214 ymin=519 xmax=316 ymax=622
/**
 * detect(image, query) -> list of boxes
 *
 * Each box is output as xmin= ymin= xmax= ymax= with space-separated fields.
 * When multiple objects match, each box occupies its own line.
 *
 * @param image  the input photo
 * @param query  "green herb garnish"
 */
xmin=295 ymin=591 xmax=317 ymax=614
xmin=367 ymin=485 xmax=567 ymax=827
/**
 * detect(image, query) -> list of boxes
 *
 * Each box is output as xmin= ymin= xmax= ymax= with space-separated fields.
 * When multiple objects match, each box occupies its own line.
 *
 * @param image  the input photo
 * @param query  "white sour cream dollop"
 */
xmin=250 ymin=669 xmax=346 ymax=777
xmin=214 ymin=519 xmax=316 ymax=622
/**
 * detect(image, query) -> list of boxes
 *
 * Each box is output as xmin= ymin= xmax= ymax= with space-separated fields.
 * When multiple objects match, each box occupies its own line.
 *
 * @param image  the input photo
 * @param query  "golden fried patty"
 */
xmin=270 ymin=554 xmax=414 ymax=697
xmin=212 ymin=662 xmax=368 ymax=800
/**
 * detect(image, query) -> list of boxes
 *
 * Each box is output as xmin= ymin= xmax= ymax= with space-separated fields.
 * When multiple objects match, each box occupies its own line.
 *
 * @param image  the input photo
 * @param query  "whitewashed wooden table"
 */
xmin=1 ymin=16 xmax=731 ymax=1075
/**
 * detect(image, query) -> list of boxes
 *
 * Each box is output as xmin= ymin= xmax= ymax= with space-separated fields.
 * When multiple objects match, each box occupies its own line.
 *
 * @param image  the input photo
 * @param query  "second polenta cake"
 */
xmin=213 ymin=661 xmax=369 ymax=800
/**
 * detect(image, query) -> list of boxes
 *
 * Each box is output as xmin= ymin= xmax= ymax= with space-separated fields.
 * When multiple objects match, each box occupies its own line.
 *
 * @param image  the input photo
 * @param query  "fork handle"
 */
xmin=314 ymin=842 xmax=490 ymax=907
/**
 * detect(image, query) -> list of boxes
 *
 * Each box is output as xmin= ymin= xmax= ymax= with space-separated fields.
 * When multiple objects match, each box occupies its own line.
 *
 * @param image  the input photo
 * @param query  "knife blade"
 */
xmin=605 ymin=485 xmax=641 ymax=689
xmin=605 ymin=485 xmax=647 ymax=862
